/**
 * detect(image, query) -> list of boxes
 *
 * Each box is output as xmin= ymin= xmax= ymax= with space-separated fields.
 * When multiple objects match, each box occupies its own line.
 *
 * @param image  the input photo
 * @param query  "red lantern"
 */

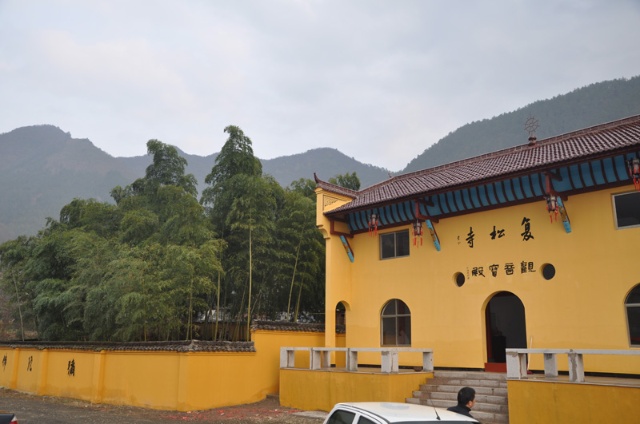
xmin=412 ymin=219 xmax=423 ymax=246
xmin=368 ymin=213 xmax=380 ymax=236
xmin=628 ymin=158 xmax=640 ymax=191
xmin=545 ymin=194 xmax=559 ymax=222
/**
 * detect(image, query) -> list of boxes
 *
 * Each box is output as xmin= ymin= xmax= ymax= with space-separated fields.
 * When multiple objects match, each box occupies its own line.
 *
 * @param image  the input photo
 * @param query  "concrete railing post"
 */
xmin=543 ymin=352 xmax=558 ymax=377
xmin=280 ymin=347 xmax=294 ymax=368
xmin=422 ymin=351 xmax=434 ymax=372
xmin=310 ymin=348 xmax=321 ymax=370
xmin=568 ymin=351 xmax=585 ymax=382
xmin=380 ymin=350 xmax=399 ymax=373
xmin=506 ymin=350 xmax=527 ymax=379
xmin=348 ymin=349 xmax=358 ymax=371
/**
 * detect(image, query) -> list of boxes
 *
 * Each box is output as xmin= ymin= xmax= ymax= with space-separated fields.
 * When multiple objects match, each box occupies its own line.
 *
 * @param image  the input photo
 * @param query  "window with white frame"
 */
xmin=626 ymin=285 xmax=640 ymax=347
xmin=381 ymin=299 xmax=411 ymax=346
xmin=380 ymin=230 xmax=410 ymax=259
xmin=613 ymin=191 xmax=640 ymax=229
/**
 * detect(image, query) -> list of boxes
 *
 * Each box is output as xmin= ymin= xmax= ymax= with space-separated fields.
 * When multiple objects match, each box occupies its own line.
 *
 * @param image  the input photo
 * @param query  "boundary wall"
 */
xmin=506 ymin=348 xmax=640 ymax=424
xmin=0 ymin=326 xmax=325 ymax=412
xmin=507 ymin=380 xmax=640 ymax=423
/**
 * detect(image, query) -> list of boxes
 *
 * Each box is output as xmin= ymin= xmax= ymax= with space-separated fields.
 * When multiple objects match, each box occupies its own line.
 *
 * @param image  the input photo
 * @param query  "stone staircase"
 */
xmin=406 ymin=370 xmax=509 ymax=424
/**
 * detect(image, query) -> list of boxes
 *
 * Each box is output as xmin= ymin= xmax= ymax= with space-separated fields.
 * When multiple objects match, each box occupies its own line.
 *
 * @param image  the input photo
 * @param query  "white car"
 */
xmin=323 ymin=402 xmax=479 ymax=424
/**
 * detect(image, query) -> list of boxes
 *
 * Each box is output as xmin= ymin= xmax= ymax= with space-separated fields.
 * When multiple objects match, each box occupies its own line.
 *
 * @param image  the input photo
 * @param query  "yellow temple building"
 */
xmin=314 ymin=114 xmax=640 ymax=375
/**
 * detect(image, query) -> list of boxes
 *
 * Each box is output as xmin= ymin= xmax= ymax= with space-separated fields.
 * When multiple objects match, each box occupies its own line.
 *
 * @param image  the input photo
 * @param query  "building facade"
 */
xmin=315 ymin=115 xmax=640 ymax=374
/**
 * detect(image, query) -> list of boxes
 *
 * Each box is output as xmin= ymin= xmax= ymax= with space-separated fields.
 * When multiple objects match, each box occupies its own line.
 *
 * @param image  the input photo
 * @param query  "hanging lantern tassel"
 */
xmin=545 ymin=194 xmax=559 ymax=223
xmin=413 ymin=219 xmax=423 ymax=246
xmin=628 ymin=158 xmax=640 ymax=191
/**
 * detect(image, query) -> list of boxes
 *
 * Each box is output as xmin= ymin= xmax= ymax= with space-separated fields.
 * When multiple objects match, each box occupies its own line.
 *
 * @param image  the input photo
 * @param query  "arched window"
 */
xmin=381 ymin=299 xmax=411 ymax=346
xmin=336 ymin=302 xmax=346 ymax=327
xmin=626 ymin=285 xmax=640 ymax=346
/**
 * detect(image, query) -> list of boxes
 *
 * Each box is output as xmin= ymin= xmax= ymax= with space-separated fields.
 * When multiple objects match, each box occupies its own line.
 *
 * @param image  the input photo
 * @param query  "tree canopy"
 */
xmin=329 ymin=172 xmax=361 ymax=191
xmin=0 ymin=132 xmax=326 ymax=342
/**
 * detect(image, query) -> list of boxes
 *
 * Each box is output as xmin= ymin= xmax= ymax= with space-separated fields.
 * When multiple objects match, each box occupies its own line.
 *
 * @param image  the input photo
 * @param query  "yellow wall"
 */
xmin=252 ymin=330 xmax=325 ymax=393
xmin=507 ymin=380 xmax=640 ymax=424
xmin=0 ymin=329 xmax=325 ymax=411
xmin=315 ymin=188 xmax=354 ymax=350
xmin=280 ymin=368 xmax=430 ymax=412
xmin=318 ymin=186 xmax=640 ymax=372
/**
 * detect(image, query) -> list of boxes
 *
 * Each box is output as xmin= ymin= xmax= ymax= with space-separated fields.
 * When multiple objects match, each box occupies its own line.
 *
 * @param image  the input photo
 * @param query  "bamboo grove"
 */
xmin=0 ymin=126 xmax=349 ymax=342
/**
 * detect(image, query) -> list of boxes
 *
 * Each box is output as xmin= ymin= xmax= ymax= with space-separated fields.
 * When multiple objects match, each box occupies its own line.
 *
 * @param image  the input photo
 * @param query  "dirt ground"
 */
xmin=0 ymin=388 xmax=327 ymax=424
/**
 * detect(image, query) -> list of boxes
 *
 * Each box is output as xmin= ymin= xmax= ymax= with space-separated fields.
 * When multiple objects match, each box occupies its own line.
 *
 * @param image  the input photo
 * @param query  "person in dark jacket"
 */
xmin=447 ymin=386 xmax=477 ymax=419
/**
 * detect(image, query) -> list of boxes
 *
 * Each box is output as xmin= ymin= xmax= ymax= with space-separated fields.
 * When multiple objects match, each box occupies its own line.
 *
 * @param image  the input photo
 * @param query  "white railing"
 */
xmin=280 ymin=346 xmax=433 ymax=373
xmin=506 ymin=348 xmax=640 ymax=382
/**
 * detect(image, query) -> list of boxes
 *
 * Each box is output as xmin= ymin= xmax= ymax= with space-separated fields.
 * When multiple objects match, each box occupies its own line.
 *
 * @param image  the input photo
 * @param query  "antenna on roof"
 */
xmin=525 ymin=116 xmax=539 ymax=146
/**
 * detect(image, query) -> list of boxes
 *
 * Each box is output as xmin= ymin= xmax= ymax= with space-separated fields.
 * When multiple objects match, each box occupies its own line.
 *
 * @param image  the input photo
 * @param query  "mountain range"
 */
xmin=1 ymin=75 xmax=639 ymax=243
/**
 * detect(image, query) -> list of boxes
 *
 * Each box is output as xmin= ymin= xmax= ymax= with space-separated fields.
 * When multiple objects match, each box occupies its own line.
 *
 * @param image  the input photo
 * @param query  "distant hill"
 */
xmin=0 ymin=126 xmax=137 ymax=243
xmin=0 ymin=126 xmax=389 ymax=243
xmin=1 ymin=75 xmax=639 ymax=243
xmin=403 ymin=76 xmax=640 ymax=172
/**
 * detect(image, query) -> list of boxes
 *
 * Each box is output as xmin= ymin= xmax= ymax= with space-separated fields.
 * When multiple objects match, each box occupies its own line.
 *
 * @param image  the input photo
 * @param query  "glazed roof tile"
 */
xmin=323 ymin=115 xmax=640 ymax=214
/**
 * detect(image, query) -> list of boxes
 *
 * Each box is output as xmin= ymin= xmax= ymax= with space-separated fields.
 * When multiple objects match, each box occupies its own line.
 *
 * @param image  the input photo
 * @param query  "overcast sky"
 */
xmin=1 ymin=1 xmax=639 ymax=171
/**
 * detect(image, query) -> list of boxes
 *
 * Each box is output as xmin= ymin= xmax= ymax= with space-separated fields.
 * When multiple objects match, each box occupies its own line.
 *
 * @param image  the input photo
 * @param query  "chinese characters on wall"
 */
xmin=0 ymin=354 xmax=78 ymax=375
xmin=460 ymin=216 xmax=536 ymax=247
xmin=470 ymin=261 xmax=536 ymax=278
xmin=68 ymin=359 xmax=76 ymax=376
xmin=458 ymin=217 xmax=538 ymax=280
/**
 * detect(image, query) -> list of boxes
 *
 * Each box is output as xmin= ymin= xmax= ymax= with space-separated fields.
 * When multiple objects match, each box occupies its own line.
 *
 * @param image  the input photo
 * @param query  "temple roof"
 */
xmin=318 ymin=114 xmax=640 ymax=232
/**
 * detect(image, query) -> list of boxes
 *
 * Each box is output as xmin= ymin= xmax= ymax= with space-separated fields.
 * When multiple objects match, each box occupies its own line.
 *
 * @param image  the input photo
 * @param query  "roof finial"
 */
xmin=525 ymin=116 xmax=539 ymax=146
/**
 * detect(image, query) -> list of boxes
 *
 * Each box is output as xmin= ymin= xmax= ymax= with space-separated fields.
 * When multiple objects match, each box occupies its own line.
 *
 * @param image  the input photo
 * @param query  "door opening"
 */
xmin=485 ymin=292 xmax=526 ymax=372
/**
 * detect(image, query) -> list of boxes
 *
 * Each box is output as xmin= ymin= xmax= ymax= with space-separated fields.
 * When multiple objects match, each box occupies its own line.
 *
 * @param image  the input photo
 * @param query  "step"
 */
xmin=407 ymin=370 xmax=509 ymax=424
xmin=417 ymin=384 xmax=508 ymax=397
xmin=434 ymin=370 xmax=507 ymax=381
xmin=428 ymin=392 xmax=506 ymax=405
xmin=471 ymin=410 xmax=509 ymax=424
xmin=429 ymin=398 xmax=506 ymax=413
xmin=428 ymin=373 xmax=507 ymax=388
xmin=407 ymin=399 xmax=508 ymax=424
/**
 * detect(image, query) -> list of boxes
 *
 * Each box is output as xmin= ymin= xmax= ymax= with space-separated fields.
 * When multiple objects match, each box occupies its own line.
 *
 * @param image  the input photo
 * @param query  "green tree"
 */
xmin=276 ymin=191 xmax=325 ymax=321
xmin=202 ymin=126 xmax=262 ymax=193
xmin=329 ymin=172 xmax=361 ymax=191
xmin=162 ymin=240 xmax=224 ymax=340
xmin=0 ymin=236 xmax=38 ymax=340
xmin=223 ymin=174 xmax=280 ymax=338
xmin=113 ymin=139 xmax=198 ymax=206
xmin=143 ymin=139 xmax=198 ymax=196
xmin=201 ymin=126 xmax=278 ymax=338
xmin=288 ymin=178 xmax=317 ymax=200
xmin=11 ymin=137 xmax=221 ymax=342
xmin=201 ymin=126 xmax=263 ymax=235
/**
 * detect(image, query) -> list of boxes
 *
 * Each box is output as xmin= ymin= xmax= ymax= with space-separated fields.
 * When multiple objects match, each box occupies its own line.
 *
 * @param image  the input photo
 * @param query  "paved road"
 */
xmin=0 ymin=388 xmax=326 ymax=424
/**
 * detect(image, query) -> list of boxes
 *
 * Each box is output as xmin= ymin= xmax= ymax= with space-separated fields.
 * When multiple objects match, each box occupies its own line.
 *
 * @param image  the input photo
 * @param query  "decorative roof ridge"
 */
xmin=382 ymin=114 xmax=640 ymax=183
